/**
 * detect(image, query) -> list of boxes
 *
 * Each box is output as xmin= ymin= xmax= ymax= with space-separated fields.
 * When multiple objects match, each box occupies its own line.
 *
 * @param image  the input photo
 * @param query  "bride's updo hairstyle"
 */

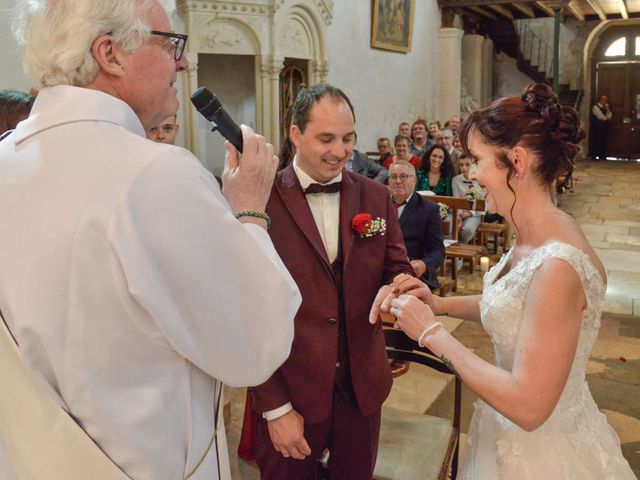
xmin=460 ymin=83 xmax=585 ymax=188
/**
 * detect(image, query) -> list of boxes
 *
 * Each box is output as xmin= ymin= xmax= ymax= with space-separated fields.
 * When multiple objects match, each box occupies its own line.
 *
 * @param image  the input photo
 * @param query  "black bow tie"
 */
xmin=305 ymin=182 xmax=342 ymax=194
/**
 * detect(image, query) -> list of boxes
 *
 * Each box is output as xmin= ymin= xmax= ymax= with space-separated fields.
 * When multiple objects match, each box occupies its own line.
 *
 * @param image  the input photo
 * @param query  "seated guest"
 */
xmin=410 ymin=119 xmax=431 ymax=157
xmin=376 ymin=137 xmax=393 ymax=166
xmin=452 ymin=155 xmax=483 ymax=243
xmin=448 ymin=115 xmax=461 ymax=136
xmin=347 ymin=133 xmax=388 ymax=183
xmin=427 ymin=120 xmax=440 ymax=142
xmin=435 ymin=128 xmax=460 ymax=174
xmin=145 ymin=114 xmax=179 ymax=145
xmin=383 ymin=135 xmax=420 ymax=171
xmin=389 ymin=161 xmax=445 ymax=291
xmin=0 ymin=89 xmax=35 ymax=136
xmin=417 ymin=144 xmax=454 ymax=195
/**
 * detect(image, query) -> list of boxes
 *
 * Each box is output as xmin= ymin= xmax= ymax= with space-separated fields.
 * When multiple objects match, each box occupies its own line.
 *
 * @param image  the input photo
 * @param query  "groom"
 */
xmin=250 ymin=84 xmax=414 ymax=479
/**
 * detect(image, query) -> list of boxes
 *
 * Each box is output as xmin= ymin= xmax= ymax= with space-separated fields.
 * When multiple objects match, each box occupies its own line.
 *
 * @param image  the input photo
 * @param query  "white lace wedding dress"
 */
xmin=458 ymin=241 xmax=636 ymax=479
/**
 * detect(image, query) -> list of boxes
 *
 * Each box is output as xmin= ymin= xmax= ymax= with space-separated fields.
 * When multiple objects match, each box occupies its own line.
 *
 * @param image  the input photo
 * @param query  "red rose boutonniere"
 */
xmin=351 ymin=213 xmax=387 ymax=238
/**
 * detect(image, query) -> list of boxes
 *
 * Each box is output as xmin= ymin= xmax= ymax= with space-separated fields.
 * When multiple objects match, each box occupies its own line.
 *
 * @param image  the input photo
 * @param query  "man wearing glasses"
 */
xmin=0 ymin=1 xmax=300 ymax=480
xmin=388 ymin=161 xmax=445 ymax=291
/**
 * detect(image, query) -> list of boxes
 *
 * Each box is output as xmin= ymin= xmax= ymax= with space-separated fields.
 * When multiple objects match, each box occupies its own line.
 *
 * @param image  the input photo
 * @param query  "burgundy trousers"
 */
xmin=254 ymin=387 xmax=382 ymax=480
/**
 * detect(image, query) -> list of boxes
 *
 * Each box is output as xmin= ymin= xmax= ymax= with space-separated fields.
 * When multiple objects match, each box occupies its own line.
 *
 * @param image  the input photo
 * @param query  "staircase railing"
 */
xmin=515 ymin=21 xmax=554 ymax=81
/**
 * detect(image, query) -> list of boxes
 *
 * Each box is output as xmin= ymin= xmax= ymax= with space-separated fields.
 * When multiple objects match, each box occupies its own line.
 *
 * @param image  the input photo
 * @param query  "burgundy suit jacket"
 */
xmin=251 ymin=165 xmax=413 ymax=424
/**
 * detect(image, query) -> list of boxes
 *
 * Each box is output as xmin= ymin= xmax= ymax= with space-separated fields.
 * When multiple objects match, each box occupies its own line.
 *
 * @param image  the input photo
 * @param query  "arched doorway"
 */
xmin=589 ymin=24 xmax=640 ymax=160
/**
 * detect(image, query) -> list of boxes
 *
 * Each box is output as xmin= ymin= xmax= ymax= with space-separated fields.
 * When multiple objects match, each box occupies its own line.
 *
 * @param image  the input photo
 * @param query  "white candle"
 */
xmin=480 ymin=256 xmax=489 ymax=272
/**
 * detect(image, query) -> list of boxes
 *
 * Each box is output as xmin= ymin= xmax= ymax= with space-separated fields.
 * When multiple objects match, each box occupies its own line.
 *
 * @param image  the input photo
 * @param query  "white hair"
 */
xmin=390 ymin=160 xmax=416 ymax=176
xmin=12 ymin=0 xmax=165 ymax=88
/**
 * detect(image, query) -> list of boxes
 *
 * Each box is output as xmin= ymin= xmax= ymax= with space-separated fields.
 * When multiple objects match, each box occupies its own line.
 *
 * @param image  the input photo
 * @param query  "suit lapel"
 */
xmin=340 ymin=173 xmax=361 ymax=270
xmin=398 ymin=193 xmax=419 ymax=228
xmin=276 ymin=165 xmax=331 ymax=267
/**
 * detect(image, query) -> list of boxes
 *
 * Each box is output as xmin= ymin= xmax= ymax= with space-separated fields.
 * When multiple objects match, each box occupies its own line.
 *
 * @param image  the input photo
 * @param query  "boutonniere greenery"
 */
xmin=351 ymin=213 xmax=386 ymax=238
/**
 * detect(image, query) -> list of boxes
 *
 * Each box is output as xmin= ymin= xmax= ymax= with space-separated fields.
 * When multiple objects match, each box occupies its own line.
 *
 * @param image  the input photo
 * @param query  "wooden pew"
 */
xmin=419 ymin=194 xmax=487 ymax=289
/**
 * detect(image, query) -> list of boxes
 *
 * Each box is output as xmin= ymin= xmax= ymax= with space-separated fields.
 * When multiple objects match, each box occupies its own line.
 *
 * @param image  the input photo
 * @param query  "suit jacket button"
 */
xmin=328 ymin=318 xmax=337 ymax=325
xmin=336 ymin=361 xmax=341 ymax=368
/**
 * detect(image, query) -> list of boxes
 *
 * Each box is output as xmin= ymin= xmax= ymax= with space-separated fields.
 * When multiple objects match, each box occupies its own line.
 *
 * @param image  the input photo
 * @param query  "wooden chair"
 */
xmin=474 ymin=220 xmax=508 ymax=254
xmin=375 ymin=329 xmax=461 ymax=480
xmin=317 ymin=329 xmax=462 ymax=480
xmin=421 ymin=194 xmax=486 ymax=285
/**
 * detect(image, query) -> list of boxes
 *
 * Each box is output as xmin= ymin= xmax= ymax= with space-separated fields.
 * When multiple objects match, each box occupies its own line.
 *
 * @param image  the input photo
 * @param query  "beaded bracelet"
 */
xmin=234 ymin=210 xmax=272 ymax=229
xmin=418 ymin=322 xmax=443 ymax=348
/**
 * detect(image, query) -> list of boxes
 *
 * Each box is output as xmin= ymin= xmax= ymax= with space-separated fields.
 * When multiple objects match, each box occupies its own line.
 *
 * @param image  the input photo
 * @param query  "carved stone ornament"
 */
xmin=198 ymin=19 xmax=257 ymax=55
xmin=278 ymin=18 xmax=312 ymax=58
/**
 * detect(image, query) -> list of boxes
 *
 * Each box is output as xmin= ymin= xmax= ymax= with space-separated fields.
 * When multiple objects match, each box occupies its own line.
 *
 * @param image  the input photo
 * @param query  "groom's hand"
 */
xmin=369 ymin=274 xmax=432 ymax=324
xmin=267 ymin=409 xmax=311 ymax=460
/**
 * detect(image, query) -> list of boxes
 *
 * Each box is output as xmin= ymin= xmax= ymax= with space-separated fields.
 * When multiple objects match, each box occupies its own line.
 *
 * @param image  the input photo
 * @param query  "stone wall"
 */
xmin=326 ymin=0 xmax=441 ymax=152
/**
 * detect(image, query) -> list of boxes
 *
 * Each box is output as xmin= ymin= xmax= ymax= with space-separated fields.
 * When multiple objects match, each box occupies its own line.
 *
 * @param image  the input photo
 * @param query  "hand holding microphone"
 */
xmin=191 ymin=87 xmax=278 ymax=222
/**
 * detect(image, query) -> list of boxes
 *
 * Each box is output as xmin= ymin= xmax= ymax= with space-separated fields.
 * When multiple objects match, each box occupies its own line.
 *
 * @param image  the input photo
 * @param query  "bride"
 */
xmin=373 ymin=83 xmax=637 ymax=479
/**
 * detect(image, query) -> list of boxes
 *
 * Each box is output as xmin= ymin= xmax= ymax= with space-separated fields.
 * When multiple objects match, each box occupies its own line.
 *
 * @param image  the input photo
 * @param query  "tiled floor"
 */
xmin=224 ymin=159 xmax=640 ymax=478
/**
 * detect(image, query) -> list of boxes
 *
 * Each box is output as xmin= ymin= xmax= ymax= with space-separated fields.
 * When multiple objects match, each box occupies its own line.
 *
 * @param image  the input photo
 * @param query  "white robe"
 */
xmin=0 ymin=85 xmax=300 ymax=479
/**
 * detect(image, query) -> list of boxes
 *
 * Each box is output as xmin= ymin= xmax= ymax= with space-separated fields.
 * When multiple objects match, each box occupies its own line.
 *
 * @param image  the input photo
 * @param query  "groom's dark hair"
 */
xmin=291 ymin=83 xmax=355 ymax=133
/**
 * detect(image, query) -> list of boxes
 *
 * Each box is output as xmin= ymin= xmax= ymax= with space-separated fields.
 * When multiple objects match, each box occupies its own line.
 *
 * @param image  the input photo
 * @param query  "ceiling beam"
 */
xmin=468 ymin=5 xmax=499 ymax=20
xmin=617 ymin=0 xmax=629 ymax=19
xmin=584 ymin=0 xmax=607 ymax=20
xmin=566 ymin=1 xmax=585 ymax=21
xmin=512 ymin=2 xmax=535 ymax=17
xmin=487 ymin=3 xmax=514 ymax=18
xmin=441 ymin=0 xmax=547 ymax=7
xmin=535 ymin=1 xmax=555 ymax=16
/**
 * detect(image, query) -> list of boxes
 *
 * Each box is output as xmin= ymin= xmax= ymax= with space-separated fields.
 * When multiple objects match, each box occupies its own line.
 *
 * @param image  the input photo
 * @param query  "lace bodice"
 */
xmin=480 ymin=241 xmax=605 ymax=411
xmin=458 ymin=241 xmax=636 ymax=479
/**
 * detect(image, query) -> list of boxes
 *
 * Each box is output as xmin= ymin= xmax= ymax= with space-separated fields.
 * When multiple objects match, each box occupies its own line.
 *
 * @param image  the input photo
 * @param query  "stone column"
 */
xmin=462 ymin=34 xmax=484 ymax=106
xmin=268 ymin=56 xmax=284 ymax=149
xmin=438 ymin=28 xmax=464 ymax=122
xmin=481 ymin=36 xmax=494 ymax=104
xmin=310 ymin=59 xmax=330 ymax=84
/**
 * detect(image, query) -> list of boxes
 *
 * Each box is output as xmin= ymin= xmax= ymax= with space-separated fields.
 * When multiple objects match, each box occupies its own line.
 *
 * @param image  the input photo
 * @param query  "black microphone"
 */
xmin=191 ymin=87 xmax=243 ymax=153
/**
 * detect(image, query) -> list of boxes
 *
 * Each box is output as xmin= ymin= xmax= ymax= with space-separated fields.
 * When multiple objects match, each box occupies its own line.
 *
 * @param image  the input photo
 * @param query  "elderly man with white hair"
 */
xmin=0 ymin=1 xmax=301 ymax=479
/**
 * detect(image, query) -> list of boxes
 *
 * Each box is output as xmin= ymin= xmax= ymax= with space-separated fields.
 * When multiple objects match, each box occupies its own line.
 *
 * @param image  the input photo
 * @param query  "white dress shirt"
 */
xmin=293 ymin=157 xmax=342 ymax=263
xmin=0 ymin=85 xmax=301 ymax=480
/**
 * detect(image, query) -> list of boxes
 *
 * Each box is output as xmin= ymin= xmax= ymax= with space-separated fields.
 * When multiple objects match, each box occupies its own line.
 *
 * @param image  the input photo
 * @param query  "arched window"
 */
xmin=605 ymin=37 xmax=626 ymax=57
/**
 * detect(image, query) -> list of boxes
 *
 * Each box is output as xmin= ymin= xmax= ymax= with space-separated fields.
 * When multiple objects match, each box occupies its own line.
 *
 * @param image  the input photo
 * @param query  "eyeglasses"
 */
xmin=150 ymin=30 xmax=188 ymax=62
xmin=389 ymin=174 xmax=414 ymax=181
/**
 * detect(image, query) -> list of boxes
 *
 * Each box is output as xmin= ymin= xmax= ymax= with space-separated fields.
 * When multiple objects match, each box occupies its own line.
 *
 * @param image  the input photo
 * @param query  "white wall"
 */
xmin=325 ymin=0 xmax=441 ymax=153
xmin=0 ymin=1 xmax=31 ymax=91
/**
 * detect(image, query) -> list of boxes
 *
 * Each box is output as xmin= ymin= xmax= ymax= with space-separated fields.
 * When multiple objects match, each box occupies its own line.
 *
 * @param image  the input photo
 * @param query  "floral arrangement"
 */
xmin=465 ymin=184 xmax=485 ymax=202
xmin=351 ymin=213 xmax=386 ymax=238
xmin=437 ymin=203 xmax=449 ymax=220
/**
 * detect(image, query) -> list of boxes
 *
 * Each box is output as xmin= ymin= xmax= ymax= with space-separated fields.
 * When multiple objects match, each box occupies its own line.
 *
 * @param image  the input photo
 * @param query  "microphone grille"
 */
xmin=191 ymin=87 xmax=221 ymax=112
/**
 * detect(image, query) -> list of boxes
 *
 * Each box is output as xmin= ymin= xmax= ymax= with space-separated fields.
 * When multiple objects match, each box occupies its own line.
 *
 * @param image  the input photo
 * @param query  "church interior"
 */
xmin=1 ymin=0 xmax=639 ymax=478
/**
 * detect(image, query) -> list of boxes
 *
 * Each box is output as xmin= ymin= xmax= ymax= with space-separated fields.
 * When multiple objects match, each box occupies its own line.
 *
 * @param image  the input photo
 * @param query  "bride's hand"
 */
xmin=391 ymin=273 xmax=435 ymax=310
xmin=389 ymin=295 xmax=437 ymax=342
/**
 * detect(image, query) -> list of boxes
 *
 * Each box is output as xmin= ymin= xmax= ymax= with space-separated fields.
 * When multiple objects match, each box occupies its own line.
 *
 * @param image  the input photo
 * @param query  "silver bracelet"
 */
xmin=418 ymin=322 xmax=443 ymax=348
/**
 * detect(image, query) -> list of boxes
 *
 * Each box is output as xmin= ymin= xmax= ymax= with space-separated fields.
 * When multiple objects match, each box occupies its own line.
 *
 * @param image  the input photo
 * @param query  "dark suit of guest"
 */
xmin=251 ymin=165 xmax=413 ymax=479
xmin=350 ymin=149 xmax=388 ymax=183
xmin=398 ymin=193 xmax=445 ymax=291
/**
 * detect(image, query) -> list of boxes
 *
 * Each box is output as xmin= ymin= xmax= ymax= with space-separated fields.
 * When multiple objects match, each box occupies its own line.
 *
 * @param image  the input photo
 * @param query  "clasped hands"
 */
xmin=369 ymin=273 xmax=439 ymax=343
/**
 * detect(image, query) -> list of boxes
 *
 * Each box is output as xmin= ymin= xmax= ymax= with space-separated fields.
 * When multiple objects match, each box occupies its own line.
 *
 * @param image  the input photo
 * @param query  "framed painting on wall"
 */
xmin=371 ymin=0 xmax=416 ymax=53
